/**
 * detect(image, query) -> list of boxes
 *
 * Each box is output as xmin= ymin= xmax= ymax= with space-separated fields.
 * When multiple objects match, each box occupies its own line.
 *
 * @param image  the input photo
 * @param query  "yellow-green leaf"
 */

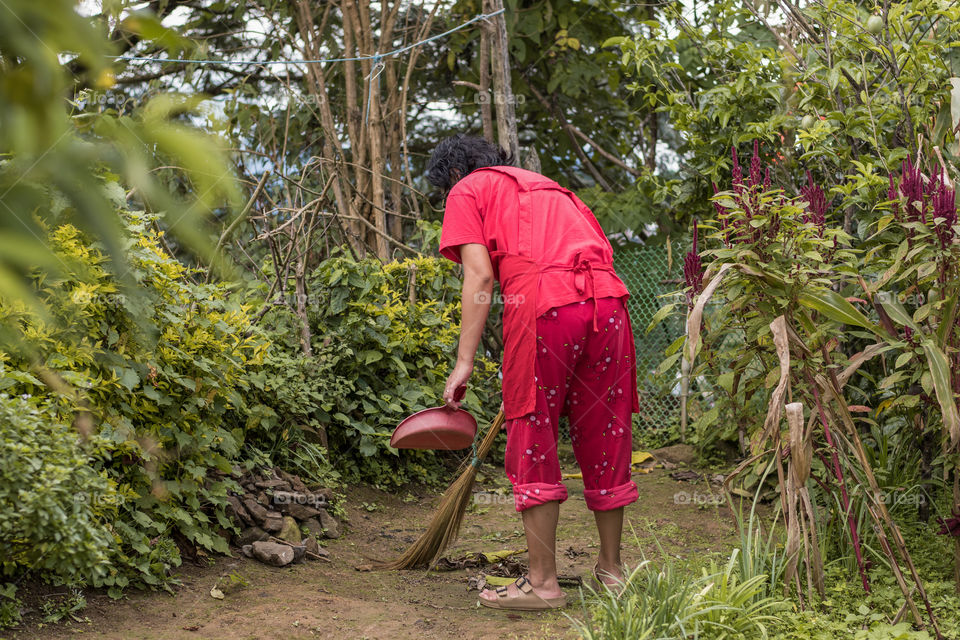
xmin=798 ymin=288 xmax=881 ymax=335
xmin=921 ymin=340 xmax=960 ymax=446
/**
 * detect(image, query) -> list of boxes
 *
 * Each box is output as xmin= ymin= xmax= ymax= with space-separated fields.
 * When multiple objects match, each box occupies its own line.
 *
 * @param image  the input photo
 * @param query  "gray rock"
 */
xmin=235 ymin=525 xmax=269 ymax=547
xmin=250 ymin=541 xmax=294 ymax=567
xmin=242 ymin=497 xmax=270 ymax=525
xmin=286 ymin=502 xmax=322 ymax=521
xmin=317 ymin=508 xmax=341 ymax=539
xmin=310 ymin=487 xmax=334 ymax=502
xmin=279 ymin=470 xmax=309 ymax=494
xmin=272 ymin=492 xmax=322 ymax=520
xmin=255 ymin=478 xmax=292 ymax=491
xmin=225 ymin=495 xmax=253 ymax=526
xmin=302 ymin=517 xmax=323 ymax=539
xmin=241 ymin=544 xmax=254 ymax=558
xmin=651 ymin=444 xmax=698 ymax=466
xmin=277 ymin=516 xmax=301 ymax=544
xmin=261 ymin=512 xmax=284 ymax=533
xmin=304 ymin=536 xmax=321 ymax=558
xmin=291 ymin=545 xmax=306 ymax=564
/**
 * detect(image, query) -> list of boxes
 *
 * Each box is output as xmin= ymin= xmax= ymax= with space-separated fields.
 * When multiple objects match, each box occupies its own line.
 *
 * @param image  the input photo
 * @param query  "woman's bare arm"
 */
xmin=443 ymin=243 xmax=493 ymax=408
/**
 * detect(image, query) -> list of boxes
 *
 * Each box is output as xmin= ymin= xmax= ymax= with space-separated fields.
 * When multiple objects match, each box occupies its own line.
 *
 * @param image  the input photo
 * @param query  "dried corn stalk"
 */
xmin=783 ymin=401 xmax=824 ymax=600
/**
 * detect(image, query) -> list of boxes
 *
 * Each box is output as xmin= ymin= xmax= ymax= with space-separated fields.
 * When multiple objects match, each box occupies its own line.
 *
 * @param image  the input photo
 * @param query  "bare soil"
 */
xmin=11 ymin=456 xmax=737 ymax=640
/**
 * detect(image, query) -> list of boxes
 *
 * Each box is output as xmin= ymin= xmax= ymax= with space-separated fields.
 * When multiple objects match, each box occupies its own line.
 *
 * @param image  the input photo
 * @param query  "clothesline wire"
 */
xmin=107 ymin=8 xmax=504 ymax=67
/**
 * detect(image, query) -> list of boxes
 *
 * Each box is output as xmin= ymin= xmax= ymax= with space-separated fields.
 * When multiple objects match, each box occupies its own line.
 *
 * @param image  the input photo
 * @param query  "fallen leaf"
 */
xmin=209 ymin=587 xmax=224 ymax=600
xmin=478 ymin=549 xmax=525 ymax=563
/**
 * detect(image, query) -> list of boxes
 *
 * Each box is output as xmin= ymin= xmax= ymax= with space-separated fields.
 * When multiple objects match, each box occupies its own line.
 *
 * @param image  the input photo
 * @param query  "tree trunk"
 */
xmin=523 ymin=147 xmax=541 ymax=173
xmin=295 ymin=254 xmax=313 ymax=357
xmin=484 ymin=0 xmax=519 ymax=159
xmin=479 ymin=18 xmax=494 ymax=141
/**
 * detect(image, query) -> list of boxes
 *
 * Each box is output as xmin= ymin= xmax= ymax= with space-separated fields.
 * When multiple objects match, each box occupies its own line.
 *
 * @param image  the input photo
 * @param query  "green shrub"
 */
xmin=0 ymin=392 xmax=117 ymax=620
xmin=0 ymin=211 xmax=267 ymax=596
xmin=572 ymin=551 xmax=788 ymax=639
xmin=248 ymin=252 xmax=501 ymax=487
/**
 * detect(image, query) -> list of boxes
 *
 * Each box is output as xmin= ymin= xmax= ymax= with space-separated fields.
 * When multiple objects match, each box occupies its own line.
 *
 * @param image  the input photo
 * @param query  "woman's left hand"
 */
xmin=443 ymin=359 xmax=473 ymax=409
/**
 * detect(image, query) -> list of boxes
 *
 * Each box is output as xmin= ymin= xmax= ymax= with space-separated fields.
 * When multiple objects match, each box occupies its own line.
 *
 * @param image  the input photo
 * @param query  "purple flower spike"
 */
xmin=800 ymin=170 xmax=828 ymax=236
xmin=749 ymin=140 xmax=762 ymax=188
xmin=888 ymin=174 xmax=900 ymax=220
xmin=684 ymin=220 xmax=704 ymax=298
xmin=732 ymin=146 xmax=744 ymax=191
xmin=931 ymin=167 xmax=957 ymax=249
xmin=900 ymin=156 xmax=925 ymax=223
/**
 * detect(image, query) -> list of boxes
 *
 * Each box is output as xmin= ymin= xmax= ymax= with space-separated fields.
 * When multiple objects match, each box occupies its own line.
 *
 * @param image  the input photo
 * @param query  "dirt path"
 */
xmin=17 ymin=461 xmax=737 ymax=640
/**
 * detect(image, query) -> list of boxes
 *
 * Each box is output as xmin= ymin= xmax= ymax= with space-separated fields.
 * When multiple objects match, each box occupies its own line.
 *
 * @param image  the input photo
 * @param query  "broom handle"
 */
xmin=463 ymin=409 xmax=505 ymax=472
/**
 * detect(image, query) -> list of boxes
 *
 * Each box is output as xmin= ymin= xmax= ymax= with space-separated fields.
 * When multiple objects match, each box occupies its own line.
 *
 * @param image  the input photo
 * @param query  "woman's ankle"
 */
xmin=596 ymin=557 xmax=623 ymax=576
xmin=526 ymin=570 xmax=561 ymax=591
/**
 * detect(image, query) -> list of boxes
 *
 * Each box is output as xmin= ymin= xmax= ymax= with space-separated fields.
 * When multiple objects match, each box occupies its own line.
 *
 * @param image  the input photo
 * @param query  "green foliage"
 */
xmin=571 ymin=551 xmax=789 ymax=639
xmin=39 ymin=588 xmax=87 ymax=624
xmin=608 ymin=0 xmax=960 ymax=229
xmin=0 ymin=0 xmax=239 ymax=323
xmin=0 ymin=583 xmax=21 ymax=628
xmin=0 ymin=210 xmax=267 ymax=600
xmin=250 ymin=253 xmax=501 ymax=487
xmin=444 ymin=0 xmax=657 ymax=192
xmin=0 ymin=394 xmax=116 ymax=619
xmin=772 ymin=562 xmax=960 ymax=639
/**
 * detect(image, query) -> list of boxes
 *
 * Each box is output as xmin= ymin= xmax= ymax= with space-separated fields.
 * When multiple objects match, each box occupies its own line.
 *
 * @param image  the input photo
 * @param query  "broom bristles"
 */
xmin=378 ymin=410 xmax=505 ymax=570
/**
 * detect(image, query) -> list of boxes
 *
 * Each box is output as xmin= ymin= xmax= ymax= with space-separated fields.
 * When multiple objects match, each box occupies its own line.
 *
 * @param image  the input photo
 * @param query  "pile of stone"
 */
xmin=224 ymin=467 xmax=341 ymax=567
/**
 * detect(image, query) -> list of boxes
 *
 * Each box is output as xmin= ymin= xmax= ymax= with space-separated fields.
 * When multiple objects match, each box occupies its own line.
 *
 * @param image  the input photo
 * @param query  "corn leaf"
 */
xmin=798 ymin=288 xmax=881 ymax=336
xmin=921 ymin=340 xmax=960 ymax=447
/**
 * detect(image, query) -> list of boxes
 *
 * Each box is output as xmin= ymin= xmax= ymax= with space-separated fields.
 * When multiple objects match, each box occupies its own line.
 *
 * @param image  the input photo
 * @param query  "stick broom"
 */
xmin=379 ymin=410 xmax=505 ymax=570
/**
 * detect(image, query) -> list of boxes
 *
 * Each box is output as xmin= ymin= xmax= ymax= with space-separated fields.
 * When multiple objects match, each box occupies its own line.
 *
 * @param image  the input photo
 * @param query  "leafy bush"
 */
xmin=249 ymin=253 xmax=501 ymax=487
xmin=0 ymin=210 xmax=267 ymax=598
xmin=572 ymin=551 xmax=788 ymax=639
xmin=772 ymin=562 xmax=960 ymax=639
xmin=0 ymin=392 xmax=117 ymax=623
xmin=606 ymin=0 xmax=960 ymax=230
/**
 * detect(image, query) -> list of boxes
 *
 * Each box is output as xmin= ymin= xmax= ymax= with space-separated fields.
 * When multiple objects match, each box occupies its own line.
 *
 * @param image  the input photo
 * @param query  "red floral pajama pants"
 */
xmin=504 ymin=296 xmax=639 ymax=512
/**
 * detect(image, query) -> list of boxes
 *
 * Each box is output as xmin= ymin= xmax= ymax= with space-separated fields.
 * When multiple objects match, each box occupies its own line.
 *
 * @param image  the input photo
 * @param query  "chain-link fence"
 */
xmin=613 ymin=241 xmax=686 ymax=433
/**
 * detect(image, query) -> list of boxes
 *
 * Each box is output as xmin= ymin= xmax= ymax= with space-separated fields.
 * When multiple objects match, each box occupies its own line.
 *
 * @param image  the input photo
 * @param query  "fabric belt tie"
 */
xmin=571 ymin=251 xmax=600 ymax=332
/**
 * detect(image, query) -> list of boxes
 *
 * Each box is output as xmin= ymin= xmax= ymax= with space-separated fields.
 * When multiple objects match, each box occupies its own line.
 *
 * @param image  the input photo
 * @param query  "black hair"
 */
xmin=426 ymin=134 xmax=515 ymax=193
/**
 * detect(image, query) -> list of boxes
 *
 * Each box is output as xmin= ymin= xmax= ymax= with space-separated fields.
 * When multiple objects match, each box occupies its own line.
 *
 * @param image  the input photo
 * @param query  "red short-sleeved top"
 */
xmin=439 ymin=166 xmax=628 ymax=316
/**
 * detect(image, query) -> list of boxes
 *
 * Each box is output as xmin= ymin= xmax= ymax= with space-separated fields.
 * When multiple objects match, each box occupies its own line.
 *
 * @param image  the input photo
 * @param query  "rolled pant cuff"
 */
xmin=513 ymin=482 xmax=568 ymax=512
xmin=583 ymin=480 xmax=638 ymax=511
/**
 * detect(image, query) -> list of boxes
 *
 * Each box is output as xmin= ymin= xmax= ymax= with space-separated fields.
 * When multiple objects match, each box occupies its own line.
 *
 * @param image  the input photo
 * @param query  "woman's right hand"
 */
xmin=443 ymin=359 xmax=473 ymax=409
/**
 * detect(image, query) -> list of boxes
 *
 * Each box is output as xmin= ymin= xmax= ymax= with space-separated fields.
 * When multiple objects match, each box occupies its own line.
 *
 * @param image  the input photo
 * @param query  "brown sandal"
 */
xmin=478 ymin=575 xmax=567 ymax=611
xmin=592 ymin=563 xmax=626 ymax=593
